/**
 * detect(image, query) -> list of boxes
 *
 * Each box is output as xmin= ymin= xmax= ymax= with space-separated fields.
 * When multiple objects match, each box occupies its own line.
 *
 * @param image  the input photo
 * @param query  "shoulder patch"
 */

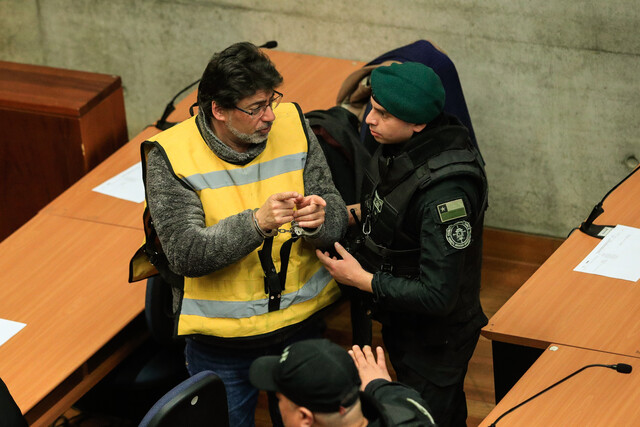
xmin=437 ymin=198 xmax=467 ymax=223
xmin=445 ymin=220 xmax=472 ymax=249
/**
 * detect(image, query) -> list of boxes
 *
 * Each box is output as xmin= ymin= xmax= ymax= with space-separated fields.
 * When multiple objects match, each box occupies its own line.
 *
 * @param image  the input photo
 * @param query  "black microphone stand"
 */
xmin=155 ymin=79 xmax=201 ymax=130
xmin=489 ymin=363 xmax=632 ymax=426
xmin=577 ymin=166 xmax=640 ymax=238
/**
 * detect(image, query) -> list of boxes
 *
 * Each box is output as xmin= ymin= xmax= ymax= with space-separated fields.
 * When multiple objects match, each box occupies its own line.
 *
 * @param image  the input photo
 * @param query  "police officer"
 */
xmin=317 ymin=62 xmax=488 ymax=426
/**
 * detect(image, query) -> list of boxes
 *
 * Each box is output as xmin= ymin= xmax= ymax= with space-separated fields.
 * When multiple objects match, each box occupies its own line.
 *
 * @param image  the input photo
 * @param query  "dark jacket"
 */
xmin=358 ymin=113 xmax=488 ymax=353
xmin=362 ymin=379 xmax=436 ymax=426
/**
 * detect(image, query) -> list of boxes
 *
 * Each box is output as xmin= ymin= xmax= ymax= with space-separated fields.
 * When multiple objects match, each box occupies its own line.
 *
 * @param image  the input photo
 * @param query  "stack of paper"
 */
xmin=574 ymin=225 xmax=640 ymax=282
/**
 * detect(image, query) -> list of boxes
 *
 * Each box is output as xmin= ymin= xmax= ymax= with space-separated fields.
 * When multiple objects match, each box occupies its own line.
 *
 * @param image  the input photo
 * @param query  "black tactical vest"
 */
xmin=357 ymin=121 xmax=488 ymax=278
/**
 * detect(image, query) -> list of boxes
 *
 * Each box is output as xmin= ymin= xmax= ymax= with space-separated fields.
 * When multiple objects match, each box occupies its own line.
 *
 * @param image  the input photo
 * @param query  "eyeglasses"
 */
xmin=234 ymin=91 xmax=283 ymax=118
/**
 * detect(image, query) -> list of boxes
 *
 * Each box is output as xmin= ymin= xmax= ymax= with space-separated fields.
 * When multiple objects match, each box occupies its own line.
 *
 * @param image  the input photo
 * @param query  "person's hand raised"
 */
xmin=348 ymin=345 xmax=392 ymax=390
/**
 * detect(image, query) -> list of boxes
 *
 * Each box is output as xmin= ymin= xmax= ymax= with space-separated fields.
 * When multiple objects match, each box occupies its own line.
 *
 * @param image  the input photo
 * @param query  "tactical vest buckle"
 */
xmin=380 ymin=263 xmax=393 ymax=273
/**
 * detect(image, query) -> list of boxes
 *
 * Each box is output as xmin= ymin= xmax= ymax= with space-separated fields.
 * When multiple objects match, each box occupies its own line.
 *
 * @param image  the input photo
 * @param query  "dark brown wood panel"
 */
xmin=0 ymin=60 xmax=122 ymax=116
xmin=0 ymin=61 xmax=128 ymax=241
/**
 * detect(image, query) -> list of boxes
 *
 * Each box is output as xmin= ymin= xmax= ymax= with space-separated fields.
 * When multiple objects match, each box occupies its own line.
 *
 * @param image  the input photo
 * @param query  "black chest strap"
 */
xmin=257 ymin=236 xmax=299 ymax=312
xmin=363 ymin=146 xmax=487 ymax=248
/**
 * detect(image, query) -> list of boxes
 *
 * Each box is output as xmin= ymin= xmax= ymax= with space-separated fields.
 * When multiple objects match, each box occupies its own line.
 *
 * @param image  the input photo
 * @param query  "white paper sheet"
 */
xmin=0 ymin=318 xmax=26 ymax=347
xmin=574 ymin=225 xmax=640 ymax=282
xmin=92 ymin=162 xmax=145 ymax=203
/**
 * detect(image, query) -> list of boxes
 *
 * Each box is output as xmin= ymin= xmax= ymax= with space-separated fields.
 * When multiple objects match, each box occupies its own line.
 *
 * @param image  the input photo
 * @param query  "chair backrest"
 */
xmin=145 ymin=275 xmax=180 ymax=345
xmin=0 ymin=377 xmax=28 ymax=427
xmin=138 ymin=370 xmax=228 ymax=427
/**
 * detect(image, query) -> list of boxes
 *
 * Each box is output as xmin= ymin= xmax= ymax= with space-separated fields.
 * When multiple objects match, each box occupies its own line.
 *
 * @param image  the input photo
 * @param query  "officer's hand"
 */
xmin=316 ymin=242 xmax=373 ymax=292
xmin=348 ymin=345 xmax=392 ymax=390
xmin=255 ymin=192 xmax=303 ymax=231
xmin=293 ymin=195 xmax=326 ymax=229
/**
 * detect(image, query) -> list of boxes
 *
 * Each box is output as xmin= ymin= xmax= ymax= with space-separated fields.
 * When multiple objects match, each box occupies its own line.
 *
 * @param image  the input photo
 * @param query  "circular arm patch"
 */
xmin=445 ymin=220 xmax=472 ymax=249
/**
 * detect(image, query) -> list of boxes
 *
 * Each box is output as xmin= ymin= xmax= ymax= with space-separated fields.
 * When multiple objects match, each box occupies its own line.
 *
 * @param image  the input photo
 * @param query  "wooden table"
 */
xmin=0 ymin=50 xmax=364 ymax=425
xmin=0 ymin=214 xmax=146 ymax=426
xmin=482 ymin=168 xmax=640 ymax=400
xmin=41 ymin=126 xmax=159 ymax=230
xmin=480 ymin=344 xmax=640 ymax=426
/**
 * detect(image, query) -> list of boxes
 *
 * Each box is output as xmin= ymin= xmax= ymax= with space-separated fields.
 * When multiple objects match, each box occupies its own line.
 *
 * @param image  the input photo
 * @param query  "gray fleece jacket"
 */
xmin=145 ymin=110 xmax=348 ymax=279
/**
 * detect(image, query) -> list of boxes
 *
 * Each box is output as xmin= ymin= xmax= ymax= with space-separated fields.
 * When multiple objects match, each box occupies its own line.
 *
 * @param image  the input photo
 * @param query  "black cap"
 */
xmin=249 ymin=339 xmax=361 ymax=412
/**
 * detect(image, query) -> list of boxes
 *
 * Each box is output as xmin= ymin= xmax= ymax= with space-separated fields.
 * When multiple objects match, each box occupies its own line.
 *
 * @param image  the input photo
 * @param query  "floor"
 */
xmin=56 ymin=228 xmax=562 ymax=427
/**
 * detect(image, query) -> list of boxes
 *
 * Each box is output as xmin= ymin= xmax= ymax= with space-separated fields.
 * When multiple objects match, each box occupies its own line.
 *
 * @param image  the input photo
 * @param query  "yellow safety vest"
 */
xmin=135 ymin=103 xmax=340 ymax=338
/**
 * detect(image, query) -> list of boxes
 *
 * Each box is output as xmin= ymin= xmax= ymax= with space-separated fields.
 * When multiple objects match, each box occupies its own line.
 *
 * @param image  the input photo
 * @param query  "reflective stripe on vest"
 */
xmin=180 ymin=267 xmax=331 ymax=319
xmin=182 ymin=152 xmax=307 ymax=191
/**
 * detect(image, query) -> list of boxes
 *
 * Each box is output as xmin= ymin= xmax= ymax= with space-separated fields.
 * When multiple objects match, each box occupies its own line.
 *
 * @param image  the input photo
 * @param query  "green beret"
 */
xmin=370 ymin=62 xmax=445 ymax=124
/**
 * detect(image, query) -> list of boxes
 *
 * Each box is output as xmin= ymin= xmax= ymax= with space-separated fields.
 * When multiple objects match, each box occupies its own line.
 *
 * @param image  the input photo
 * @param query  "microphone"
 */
xmin=577 ymin=166 xmax=640 ymax=238
xmin=578 ymin=202 xmax=605 ymax=237
xmin=613 ymin=363 xmax=633 ymax=373
xmin=155 ymin=78 xmax=201 ymax=130
xmin=259 ymin=40 xmax=278 ymax=49
xmin=489 ymin=363 xmax=632 ymax=426
xmin=580 ymin=202 xmax=604 ymax=228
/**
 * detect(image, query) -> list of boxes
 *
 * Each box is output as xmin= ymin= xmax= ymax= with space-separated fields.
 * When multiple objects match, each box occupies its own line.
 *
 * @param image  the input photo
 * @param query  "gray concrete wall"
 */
xmin=2 ymin=0 xmax=638 ymax=237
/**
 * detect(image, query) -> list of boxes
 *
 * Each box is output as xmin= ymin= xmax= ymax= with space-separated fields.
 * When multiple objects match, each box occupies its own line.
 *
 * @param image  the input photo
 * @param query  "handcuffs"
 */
xmin=252 ymin=208 xmax=322 ymax=239
xmin=278 ymin=221 xmax=322 ymax=237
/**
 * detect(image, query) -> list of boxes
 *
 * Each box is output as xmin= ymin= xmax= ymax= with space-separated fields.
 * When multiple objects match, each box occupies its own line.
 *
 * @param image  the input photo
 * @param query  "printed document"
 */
xmin=574 ymin=225 xmax=640 ymax=282
xmin=0 ymin=318 xmax=26 ymax=347
xmin=92 ymin=162 xmax=145 ymax=203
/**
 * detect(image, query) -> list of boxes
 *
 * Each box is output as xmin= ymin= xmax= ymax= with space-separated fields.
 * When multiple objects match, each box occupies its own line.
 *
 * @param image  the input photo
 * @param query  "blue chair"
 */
xmin=139 ymin=370 xmax=228 ymax=427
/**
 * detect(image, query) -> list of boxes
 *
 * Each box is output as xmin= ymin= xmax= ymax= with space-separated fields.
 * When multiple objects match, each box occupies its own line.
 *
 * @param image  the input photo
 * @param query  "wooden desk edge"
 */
xmin=24 ymin=315 xmax=148 ymax=426
xmin=481 ymin=328 xmax=550 ymax=350
xmin=479 ymin=343 xmax=640 ymax=426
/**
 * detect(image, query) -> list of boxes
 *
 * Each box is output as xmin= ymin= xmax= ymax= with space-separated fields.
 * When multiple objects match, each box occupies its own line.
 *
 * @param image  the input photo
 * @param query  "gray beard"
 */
xmin=226 ymin=116 xmax=270 ymax=145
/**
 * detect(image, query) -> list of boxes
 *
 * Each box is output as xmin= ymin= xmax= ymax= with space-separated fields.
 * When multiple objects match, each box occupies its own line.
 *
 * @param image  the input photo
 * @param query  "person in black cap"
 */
xmin=317 ymin=62 xmax=488 ymax=426
xmin=249 ymin=339 xmax=435 ymax=426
